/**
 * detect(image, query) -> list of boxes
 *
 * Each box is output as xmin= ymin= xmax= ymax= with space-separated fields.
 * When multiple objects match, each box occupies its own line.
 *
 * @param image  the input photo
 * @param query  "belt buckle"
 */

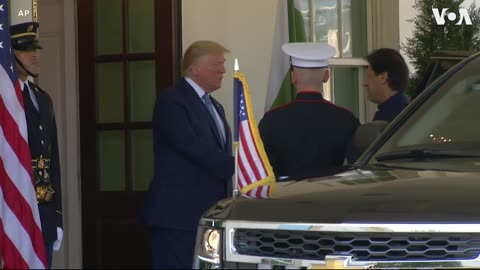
xmin=37 ymin=158 xmax=45 ymax=170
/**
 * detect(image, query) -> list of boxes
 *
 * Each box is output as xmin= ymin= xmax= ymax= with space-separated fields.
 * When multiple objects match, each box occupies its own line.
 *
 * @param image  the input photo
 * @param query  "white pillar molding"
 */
xmin=367 ymin=0 xmax=400 ymax=50
xmin=38 ymin=0 xmax=82 ymax=268
xmin=62 ymin=0 xmax=82 ymax=268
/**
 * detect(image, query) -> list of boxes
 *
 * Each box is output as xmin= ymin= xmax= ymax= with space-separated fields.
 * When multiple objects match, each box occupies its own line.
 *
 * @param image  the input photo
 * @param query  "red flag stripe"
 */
xmin=0 ymin=100 xmax=40 ymax=229
xmin=242 ymin=120 xmax=268 ymax=177
xmin=0 ymin=161 xmax=40 ymax=241
xmin=0 ymin=74 xmax=29 ymax=143
xmin=0 ymin=129 xmax=46 ymax=267
xmin=0 ymin=95 xmax=33 ymax=179
xmin=238 ymin=155 xmax=253 ymax=185
xmin=0 ymin=160 xmax=45 ymax=255
xmin=237 ymin=166 xmax=249 ymax=189
xmin=239 ymin=121 xmax=266 ymax=179
xmin=239 ymin=132 xmax=261 ymax=180
xmin=237 ymin=155 xmax=252 ymax=187
xmin=0 ymin=221 xmax=29 ymax=269
xmin=0 ymin=186 xmax=45 ymax=268
xmin=256 ymin=186 xmax=269 ymax=199
xmin=238 ymin=144 xmax=255 ymax=185
xmin=244 ymin=120 xmax=269 ymax=177
xmin=13 ymin=80 xmax=26 ymax=110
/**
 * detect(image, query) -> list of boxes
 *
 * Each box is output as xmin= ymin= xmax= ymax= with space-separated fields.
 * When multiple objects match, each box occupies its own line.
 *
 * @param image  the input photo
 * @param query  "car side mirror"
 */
xmin=347 ymin=120 xmax=389 ymax=162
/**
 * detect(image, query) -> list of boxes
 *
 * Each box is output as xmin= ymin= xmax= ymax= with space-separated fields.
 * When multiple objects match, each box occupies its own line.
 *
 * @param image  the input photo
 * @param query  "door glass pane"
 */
xmin=97 ymin=63 xmax=124 ymax=123
xmin=99 ymin=131 xmax=125 ymax=191
xmin=96 ymin=0 xmax=123 ymax=55
xmin=350 ymin=0 xmax=367 ymax=57
xmin=301 ymin=0 xmax=366 ymax=58
xmin=294 ymin=0 xmax=338 ymax=44
xmin=131 ymin=130 xmax=153 ymax=191
xmin=314 ymin=0 xmax=338 ymax=45
xmin=332 ymin=67 xmax=360 ymax=117
xmin=341 ymin=0 xmax=352 ymax=57
xmin=129 ymin=60 xmax=155 ymax=121
xmin=128 ymin=0 xmax=154 ymax=53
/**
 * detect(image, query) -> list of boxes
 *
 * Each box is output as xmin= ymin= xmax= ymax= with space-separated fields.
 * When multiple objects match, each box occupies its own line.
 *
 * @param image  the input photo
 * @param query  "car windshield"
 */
xmin=369 ymin=54 xmax=480 ymax=171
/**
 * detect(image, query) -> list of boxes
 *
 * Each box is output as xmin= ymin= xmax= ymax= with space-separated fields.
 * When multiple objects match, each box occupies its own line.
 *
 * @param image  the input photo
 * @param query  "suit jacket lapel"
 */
xmin=180 ymin=79 xmax=226 ymax=150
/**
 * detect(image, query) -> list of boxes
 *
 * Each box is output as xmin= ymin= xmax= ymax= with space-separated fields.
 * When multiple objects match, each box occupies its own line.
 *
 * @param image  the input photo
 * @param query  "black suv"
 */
xmin=193 ymin=52 xmax=480 ymax=269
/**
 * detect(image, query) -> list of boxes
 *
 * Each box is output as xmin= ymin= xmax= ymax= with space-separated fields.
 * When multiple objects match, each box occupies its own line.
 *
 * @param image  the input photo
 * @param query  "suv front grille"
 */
xmin=234 ymin=229 xmax=480 ymax=261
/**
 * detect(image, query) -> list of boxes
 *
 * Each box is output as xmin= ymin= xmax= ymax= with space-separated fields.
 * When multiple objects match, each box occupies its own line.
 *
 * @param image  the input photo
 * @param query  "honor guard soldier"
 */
xmin=259 ymin=42 xmax=360 ymax=179
xmin=10 ymin=21 xmax=63 ymax=268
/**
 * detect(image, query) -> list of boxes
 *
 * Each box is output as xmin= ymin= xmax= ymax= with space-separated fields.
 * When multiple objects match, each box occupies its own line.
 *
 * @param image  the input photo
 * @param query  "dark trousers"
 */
xmin=45 ymin=241 xmax=54 ymax=269
xmin=151 ymin=228 xmax=197 ymax=269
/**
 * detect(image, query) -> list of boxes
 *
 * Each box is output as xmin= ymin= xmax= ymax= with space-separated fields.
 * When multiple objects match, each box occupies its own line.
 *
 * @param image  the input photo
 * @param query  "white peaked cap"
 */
xmin=282 ymin=42 xmax=336 ymax=68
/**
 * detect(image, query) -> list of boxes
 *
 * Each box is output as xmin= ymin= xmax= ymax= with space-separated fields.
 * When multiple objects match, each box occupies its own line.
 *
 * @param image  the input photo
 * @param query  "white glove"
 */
xmin=53 ymin=227 xmax=63 ymax=251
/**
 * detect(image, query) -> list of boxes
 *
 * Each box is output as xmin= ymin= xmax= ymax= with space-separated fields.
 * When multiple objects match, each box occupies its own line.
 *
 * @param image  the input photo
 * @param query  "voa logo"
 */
xmin=432 ymin=8 xmax=472 ymax=25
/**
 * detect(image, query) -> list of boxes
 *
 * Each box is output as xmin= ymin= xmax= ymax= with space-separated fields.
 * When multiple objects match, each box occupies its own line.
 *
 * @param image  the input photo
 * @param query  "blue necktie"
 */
xmin=202 ymin=94 xmax=225 ymax=145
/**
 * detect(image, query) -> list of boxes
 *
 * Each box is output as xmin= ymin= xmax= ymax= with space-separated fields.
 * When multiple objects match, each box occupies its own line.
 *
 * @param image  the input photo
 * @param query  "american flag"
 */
xmin=234 ymin=71 xmax=275 ymax=198
xmin=0 ymin=1 xmax=47 ymax=268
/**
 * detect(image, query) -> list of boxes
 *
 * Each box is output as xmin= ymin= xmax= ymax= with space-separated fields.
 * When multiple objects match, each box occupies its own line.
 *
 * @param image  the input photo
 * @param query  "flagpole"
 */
xmin=233 ymin=144 xmax=239 ymax=197
xmin=233 ymin=58 xmax=240 ymax=197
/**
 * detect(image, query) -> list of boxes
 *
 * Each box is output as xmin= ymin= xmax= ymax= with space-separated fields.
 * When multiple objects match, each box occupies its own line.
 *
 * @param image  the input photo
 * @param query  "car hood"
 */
xmin=205 ymin=168 xmax=480 ymax=223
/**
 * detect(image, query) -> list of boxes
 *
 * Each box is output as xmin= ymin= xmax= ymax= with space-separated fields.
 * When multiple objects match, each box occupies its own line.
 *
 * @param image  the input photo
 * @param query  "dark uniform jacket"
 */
xmin=259 ymin=91 xmax=360 ymax=179
xmin=373 ymin=91 xmax=410 ymax=122
xmin=22 ymin=81 xmax=62 ymax=243
xmin=140 ymin=78 xmax=234 ymax=231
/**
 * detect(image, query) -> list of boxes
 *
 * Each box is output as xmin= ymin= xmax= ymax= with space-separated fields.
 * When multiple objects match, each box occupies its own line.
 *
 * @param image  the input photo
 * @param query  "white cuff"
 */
xmin=53 ymin=227 xmax=63 ymax=251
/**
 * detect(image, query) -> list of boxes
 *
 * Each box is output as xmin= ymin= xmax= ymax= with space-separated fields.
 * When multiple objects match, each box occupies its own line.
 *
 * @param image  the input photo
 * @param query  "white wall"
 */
xmin=398 ymin=0 xmax=417 ymax=75
xmin=38 ymin=0 xmax=67 ymax=268
xmin=38 ymin=0 xmax=81 ymax=268
xmin=182 ymin=0 xmax=277 ymax=123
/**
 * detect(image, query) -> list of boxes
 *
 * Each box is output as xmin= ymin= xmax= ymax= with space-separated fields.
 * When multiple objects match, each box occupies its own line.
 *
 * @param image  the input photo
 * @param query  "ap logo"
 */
xmin=432 ymin=8 xmax=473 ymax=25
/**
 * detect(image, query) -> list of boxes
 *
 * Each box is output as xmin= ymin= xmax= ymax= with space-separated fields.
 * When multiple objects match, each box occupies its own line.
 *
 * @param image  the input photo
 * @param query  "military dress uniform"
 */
xmin=22 ymin=80 xmax=63 ymax=245
xmin=8 ymin=20 xmax=63 ymax=269
xmin=259 ymin=92 xmax=360 ymax=178
xmin=259 ymin=42 xmax=360 ymax=179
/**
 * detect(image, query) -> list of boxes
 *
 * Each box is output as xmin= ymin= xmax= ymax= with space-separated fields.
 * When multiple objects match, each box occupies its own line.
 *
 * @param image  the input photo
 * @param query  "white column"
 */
xmin=367 ymin=0 xmax=400 ymax=50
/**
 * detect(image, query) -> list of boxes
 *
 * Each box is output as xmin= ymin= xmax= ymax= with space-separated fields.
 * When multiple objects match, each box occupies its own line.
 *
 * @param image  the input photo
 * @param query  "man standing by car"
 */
xmin=259 ymin=42 xmax=360 ymax=179
xmin=364 ymin=48 xmax=410 ymax=122
xmin=140 ymin=40 xmax=234 ymax=269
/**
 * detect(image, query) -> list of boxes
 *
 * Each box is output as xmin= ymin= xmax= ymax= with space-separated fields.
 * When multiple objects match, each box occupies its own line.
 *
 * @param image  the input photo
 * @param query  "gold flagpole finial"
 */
xmin=33 ymin=0 xmax=38 ymax=22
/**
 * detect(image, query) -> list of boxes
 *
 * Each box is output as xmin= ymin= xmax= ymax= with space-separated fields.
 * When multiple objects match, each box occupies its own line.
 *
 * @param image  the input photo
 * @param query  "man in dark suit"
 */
xmin=140 ymin=40 xmax=234 ymax=269
xmin=10 ymin=22 xmax=63 ymax=269
xmin=259 ymin=43 xmax=360 ymax=179
xmin=364 ymin=48 xmax=410 ymax=122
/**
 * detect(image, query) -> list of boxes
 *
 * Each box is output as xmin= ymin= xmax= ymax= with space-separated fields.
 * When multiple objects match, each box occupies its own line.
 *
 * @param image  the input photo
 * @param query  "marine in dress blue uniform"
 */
xmin=10 ymin=22 xmax=63 ymax=269
xmin=259 ymin=43 xmax=360 ymax=179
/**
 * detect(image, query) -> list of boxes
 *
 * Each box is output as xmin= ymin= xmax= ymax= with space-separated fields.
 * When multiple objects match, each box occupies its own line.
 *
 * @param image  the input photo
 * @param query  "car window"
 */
xmin=371 ymin=56 xmax=480 ymax=163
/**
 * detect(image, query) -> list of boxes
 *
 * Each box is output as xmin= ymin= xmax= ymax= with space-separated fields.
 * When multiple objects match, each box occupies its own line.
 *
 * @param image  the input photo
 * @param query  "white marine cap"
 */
xmin=282 ymin=42 xmax=336 ymax=68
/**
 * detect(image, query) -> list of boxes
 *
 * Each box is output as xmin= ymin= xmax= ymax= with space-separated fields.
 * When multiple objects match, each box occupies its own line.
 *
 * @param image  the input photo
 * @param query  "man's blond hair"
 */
xmin=181 ymin=40 xmax=230 ymax=76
